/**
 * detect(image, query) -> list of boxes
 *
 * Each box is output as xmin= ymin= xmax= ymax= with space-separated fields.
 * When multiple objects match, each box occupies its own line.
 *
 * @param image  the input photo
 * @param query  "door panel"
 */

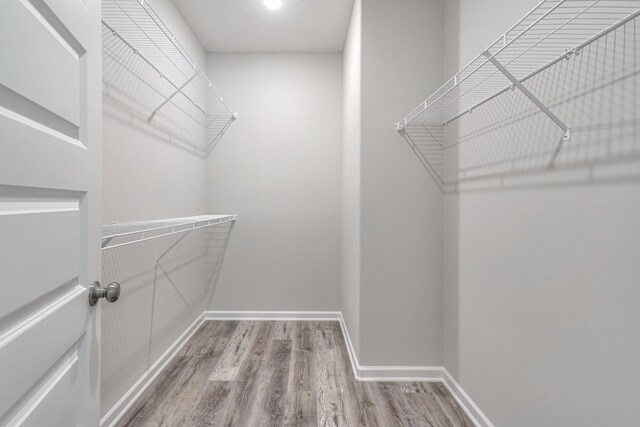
xmin=0 ymin=0 xmax=102 ymax=424
xmin=0 ymin=111 xmax=87 ymax=188
xmin=9 ymin=349 xmax=80 ymax=427
xmin=0 ymin=288 xmax=87 ymax=418
xmin=0 ymin=0 xmax=81 ymax=126
xmin=0 ymin=208 xmax=80 ymax=320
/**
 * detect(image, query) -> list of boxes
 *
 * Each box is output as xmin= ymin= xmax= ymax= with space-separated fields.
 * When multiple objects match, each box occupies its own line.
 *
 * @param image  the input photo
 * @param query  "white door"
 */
xmin=0 ymin=0 xmax=103 ymax=425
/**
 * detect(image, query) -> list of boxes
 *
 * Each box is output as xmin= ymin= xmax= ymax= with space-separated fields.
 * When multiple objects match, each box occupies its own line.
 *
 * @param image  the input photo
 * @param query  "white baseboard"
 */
xmin=336 ymin=312 xmax=491 ymax=427
xmin=441 ymin=369 xmax=494 ymax=427
xmin=204 ymin=310 xmax=341 ymax=321
xmin=336 ymin=312 xmax=443 ymax=382
xmin=100 ymin=313 xmax=207 ymax=427
xmin=102 ymin=310 xmax=491 ymax=427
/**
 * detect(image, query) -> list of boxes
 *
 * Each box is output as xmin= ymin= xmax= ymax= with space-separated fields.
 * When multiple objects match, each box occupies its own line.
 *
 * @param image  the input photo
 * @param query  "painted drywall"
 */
xmin=102 ymin=104 xmax=207 ymax=222
xmin=102 ymin=0 xmax=208 ymax=223
xmin=100 ymin=0 xmax=215 ymax=418
xmin=442 ymin=0 xmax=640 ymax=425
xmin=205 ymin=53 xmax=343 ymax=311
xmin=357 ymin=0 xmax=444 ymax=367
xmin=341 ymin=0 xmax=362 ymax=360
xmin=100 ymin=222 xmax=233 ymax=420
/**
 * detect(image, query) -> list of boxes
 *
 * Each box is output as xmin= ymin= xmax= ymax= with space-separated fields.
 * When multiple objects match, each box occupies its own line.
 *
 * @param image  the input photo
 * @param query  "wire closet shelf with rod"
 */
xmin=396 ymin=0 xmax=640 ymax=191
xmin=102 ymin=0 xmax=237 ymax=155
xmin=101 ymin=215 xmax=238 ymax=298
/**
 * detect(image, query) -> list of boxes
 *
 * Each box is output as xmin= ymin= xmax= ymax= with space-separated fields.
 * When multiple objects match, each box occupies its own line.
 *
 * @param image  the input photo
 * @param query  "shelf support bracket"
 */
xmin=149 ymin=71 xmax=200 ymax=121
xmin=483 ymin=51 xmax=571 ymax=141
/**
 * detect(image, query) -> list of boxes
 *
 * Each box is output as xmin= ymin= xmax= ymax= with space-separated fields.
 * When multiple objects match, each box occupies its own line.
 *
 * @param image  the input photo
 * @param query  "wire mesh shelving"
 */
xmin=102 ymin=0 xmax=236 ymax=152
xmin=395 ymin=1 xmax=640 ymax=191
xmin=102 ymin=215 xmax=238 ymax=250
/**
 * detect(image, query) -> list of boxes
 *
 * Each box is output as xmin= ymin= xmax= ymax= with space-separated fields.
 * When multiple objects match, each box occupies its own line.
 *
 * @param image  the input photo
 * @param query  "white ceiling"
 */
xmin=172 ymin=0 xmax=355 ymax=52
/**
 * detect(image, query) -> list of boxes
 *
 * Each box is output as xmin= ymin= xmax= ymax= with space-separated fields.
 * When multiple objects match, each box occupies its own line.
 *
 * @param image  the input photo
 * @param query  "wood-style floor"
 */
xmin=118 ymin=320 xmax=473 ymax=427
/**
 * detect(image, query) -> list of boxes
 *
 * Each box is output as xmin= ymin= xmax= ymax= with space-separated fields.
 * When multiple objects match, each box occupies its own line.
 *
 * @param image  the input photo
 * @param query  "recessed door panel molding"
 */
xmin=3 ymin=348 xmax=80 ymax=427
xmin=0 ymin=113 xmax=89 ymax=189
xmin=0 ymin=204 xmax=80 ymax=321
xmin=0 ymin=0 xmax=82 ymax=126
xmin=0 ymin=287 xmax=87 ymax=419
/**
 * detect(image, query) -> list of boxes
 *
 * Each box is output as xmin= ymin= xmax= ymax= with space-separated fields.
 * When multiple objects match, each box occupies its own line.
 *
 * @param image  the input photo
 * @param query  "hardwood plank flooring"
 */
xmin=117 ymin=321 xmax=474 ymax=427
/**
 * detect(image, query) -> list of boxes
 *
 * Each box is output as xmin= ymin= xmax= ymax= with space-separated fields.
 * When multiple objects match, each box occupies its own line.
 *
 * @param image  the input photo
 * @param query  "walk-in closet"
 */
xmin=1 ymin=0 xmax=639 ymax=426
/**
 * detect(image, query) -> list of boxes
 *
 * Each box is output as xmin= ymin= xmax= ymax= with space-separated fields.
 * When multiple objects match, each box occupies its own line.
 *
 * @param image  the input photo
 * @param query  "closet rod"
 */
xmin=102 ymin=215 xmax=238 ymax=250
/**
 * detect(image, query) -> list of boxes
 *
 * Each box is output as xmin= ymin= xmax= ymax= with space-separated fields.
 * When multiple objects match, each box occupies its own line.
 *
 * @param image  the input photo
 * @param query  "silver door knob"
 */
xmin=89 ymin=281 xmax=121 ymax=306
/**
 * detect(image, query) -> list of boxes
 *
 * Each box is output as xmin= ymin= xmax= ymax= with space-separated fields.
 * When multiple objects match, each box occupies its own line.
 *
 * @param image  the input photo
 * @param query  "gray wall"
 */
xmin=341 ymin=0 xmax=362 ymax=357
xmin=341 ymin=0 xmax=445 ymax=367
xmin=206 ymin=53 xmax=343 ymax=311
xmin=100 ymin=0 xmax=213 ymax=418
xmin=100 ymin=223 xmax=231 ymax=420
xmin=102 ymin=0 xmax=207 ymax=223
xmin=100 ymin=1 xmax=640 ymax=424
xmin=442 ymin=0 xmax=640 ymax=425
xmin=360 ymin=0 xmax=444 ymax=367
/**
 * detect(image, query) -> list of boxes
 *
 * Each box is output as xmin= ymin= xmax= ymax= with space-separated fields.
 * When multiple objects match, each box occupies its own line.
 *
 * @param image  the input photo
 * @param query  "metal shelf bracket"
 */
xmin=482 ymin=50 xmax=571 ymax=141
xmin=149 ymin=71 xmax=201 ymax=120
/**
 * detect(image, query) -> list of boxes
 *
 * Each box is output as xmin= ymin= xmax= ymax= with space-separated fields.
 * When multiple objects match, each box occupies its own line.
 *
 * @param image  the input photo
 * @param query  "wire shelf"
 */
xmin=102 ymin=0 xmax=236 ymax=150
xmin=397 ymin=0 xmax=640 ymax=130
xmin=397 ymin=0 xmax=640 ymax=190
xmin=102 ymin=215 xmax=238 ymax=250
